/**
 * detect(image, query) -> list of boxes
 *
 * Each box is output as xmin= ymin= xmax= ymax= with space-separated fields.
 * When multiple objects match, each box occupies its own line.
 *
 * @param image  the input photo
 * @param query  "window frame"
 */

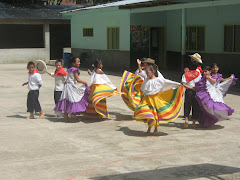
xmin=83 ymin=28 xmax=93 ymax=37
xmin=223 ymin=24 xmax=240 ymax=53
xmin=107 ymin=27 xmax=120 ymax=50
xmin=185 ymin=25 xmax=205 ymax=52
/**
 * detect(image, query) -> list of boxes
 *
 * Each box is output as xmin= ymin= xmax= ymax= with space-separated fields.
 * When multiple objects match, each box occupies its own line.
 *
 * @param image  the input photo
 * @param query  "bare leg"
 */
xmin=38 ymin=111 xmax=45 ymax=119
xmin=153 ymin=126 xmax=158 ymax=135
xmin=69 ymin=114 xmax=77 ymax=123
xmin=184 ymin=117 xmax=189 ymax=128
xmin=192 ymin=119 xmax=196 ymax=128
xmin=146 ymin=127 xmax=151 ymax=134
xmin=26 ymin=112 xmax=34 ymax=119
xmin=63 ymin=113 xmax=70 ymax=120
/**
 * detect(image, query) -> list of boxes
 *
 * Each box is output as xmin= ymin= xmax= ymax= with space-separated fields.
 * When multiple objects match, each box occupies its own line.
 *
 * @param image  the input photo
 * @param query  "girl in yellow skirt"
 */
xmin=133 ymin=64 xmax=184 ymax=135
xmin=85 ymin=59 xmax=122 ymax=119
xmin=120 ymin=58 xmax=164 ymax=111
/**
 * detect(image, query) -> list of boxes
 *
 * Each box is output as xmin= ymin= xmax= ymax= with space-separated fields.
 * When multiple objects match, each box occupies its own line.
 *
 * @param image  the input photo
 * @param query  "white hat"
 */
xmin=189 ymin=53 xmax=203 ymax=64
xmin=35 ymin=60 xmax=47 ymax=74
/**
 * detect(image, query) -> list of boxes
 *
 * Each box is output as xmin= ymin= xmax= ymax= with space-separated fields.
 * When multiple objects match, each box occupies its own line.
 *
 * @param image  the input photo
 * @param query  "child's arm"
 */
xmin=137 ymin=59 xmax=142 ymax=73
xmin=206 ymin=75 xmax=217 ymax=84
xmin=181 ymin=83 xmax=195 ymax=90
xmin=88 ymin=69 xmax=92 ymax=75
xmin=73 ymin=71 xmax=88 ymax=85
xmin=46 ymin=70 xmax=54 ymax=77
xmin=36 ymin=74 xmax=43 ymax=88
xmin=222 ymin=75 xmax=233 ymax=82
xmin=22 ymin=82 xmax=28 ymax=86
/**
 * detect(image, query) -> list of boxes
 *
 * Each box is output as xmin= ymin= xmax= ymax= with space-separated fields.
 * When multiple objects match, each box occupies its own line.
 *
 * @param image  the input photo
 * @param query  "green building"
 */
xmin=63 ymin=0 xmax=240 ymax=73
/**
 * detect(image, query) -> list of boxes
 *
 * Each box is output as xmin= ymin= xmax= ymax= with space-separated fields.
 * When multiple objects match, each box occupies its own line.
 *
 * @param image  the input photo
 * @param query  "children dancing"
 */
xmin=195 ymin=65 xmax=237 ymax=127
xmin=54 ymin=57 xmax=90 ymax=122
xmin=133 ymin=64 xmax=183 ymax=134
xmin=46 ymin=59 xmax=67 ymax=105
xmin=85 ymin=59 xmax=122 ymax=119
xmin=22 ymin=62 xmax=45 ymax=119
xmin=22 ymin=54 xmax=237 ymax=132
xmin=181 ymin=60 xmax=202 ymax=128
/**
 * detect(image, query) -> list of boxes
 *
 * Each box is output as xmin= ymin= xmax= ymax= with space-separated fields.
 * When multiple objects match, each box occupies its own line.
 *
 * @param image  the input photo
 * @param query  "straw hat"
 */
xmin=142 ymin=58 xmax=155 ymax=64
xmin=189 ymin=53 xmax=203 ymax=64
xmin=35 ymin=60 xmax=47 ymax=74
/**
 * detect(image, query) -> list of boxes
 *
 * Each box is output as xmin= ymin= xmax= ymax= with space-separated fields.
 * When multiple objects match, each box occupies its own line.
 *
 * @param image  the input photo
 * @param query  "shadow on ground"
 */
xmin=160 ymin=121 xmax=224 ymax=130
xmin=7 ymin=113 xmax=55 ymax=119
xmin=89 ymin=163 xmax=240 ymax=180
xmin=117 ymin=127 xmax=168 ymax=137
xmin=110 ymin=112 xmax=133 ymax=121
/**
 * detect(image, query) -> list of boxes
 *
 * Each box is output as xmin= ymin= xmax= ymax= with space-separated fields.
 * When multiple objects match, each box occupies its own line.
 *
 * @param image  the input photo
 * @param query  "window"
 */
xmin=186 ymin=26 xmax=205 ymax=51
xmin=107 ymin=27 xmax=120 ymax=50
xmin=224 ymin=25 xmax=240 ymax=52
xmin=83 ymin=28 xmax=93 ymax=37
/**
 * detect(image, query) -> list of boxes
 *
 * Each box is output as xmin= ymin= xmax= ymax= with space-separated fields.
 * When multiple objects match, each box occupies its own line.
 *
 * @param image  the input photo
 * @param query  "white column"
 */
xmin=181 ymin=8 xmax=186 ymax=71
xmin=44 ymin=23 xmax=50 ymax=63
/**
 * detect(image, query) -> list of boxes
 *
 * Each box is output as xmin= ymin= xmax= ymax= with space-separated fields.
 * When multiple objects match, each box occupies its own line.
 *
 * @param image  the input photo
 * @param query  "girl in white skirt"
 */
xmin=54 ymin=57 xmax=90 ymax=122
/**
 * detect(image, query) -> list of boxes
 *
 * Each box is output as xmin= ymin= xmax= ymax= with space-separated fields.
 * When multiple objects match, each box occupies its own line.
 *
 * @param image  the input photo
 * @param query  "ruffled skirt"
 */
xmin=133 ymin=86 xmax=184 ymax=127
xmin=120 ymin=71 xmax=144 ymax=111
xmin=195 ymin=76 xmax=237 ymax=127
xmin=54 ymin=83 xmax=90 ymax=115
xmin=84 ymin=84 xmax=123 ymax=118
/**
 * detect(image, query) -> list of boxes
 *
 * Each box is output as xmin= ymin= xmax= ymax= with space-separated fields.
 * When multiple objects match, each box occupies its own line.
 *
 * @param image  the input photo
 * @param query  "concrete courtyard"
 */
xmin=0 ymin=63 xmax=240 ymax=180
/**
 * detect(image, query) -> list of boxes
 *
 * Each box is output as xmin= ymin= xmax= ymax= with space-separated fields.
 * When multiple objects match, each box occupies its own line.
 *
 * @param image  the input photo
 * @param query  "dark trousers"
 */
xmin=27 ymin=90 xmax=42 ymax=113
xmin=54 ymin=91 xmax=62 ymax=105
xmin=184 ymin=89 xmax=199 ymax=120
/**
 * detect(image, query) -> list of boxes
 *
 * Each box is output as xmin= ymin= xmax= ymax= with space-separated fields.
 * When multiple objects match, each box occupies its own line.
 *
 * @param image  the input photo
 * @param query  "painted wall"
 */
xmin=165 ymin=4 xmax=240 ymax=53
xmin=70 ymin=8 xmax=130 ymax=51
xmin=186 ymin=4 xmax=240 ymax=54
xmin=130 ymin=11 xmax=166 ymax=27
xmin=0 ymin=48 xmax=47 ymax=63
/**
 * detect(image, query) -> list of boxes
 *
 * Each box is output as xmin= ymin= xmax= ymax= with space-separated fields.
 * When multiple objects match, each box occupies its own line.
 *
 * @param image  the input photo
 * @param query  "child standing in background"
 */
xmin=22 ymin=62 xmax=45 ymax=119
xmin=46 ymin=59 xmax=67 ymax=105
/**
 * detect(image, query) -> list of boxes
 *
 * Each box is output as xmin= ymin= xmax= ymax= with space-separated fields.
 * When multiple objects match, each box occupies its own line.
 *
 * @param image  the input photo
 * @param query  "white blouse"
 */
xmin=90 ymin=69 xmax=116 ymax=89
xmin=141 ymin=76 xmax=180 ymax=95
xmin=137 ymin=69 xmax=164 ymax=80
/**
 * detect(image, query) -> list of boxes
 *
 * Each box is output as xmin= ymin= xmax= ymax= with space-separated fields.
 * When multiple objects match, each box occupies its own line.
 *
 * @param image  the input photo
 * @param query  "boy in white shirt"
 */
xmin=22 ymin=62 xmax=45 ymax=119
xmin=46 ymin=59 xmax=67 ymax=105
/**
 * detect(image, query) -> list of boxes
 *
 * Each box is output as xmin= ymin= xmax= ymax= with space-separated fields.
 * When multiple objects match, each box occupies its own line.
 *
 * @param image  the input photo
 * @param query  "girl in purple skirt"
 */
xmin=195 ymin=66 xmax=237 ymax=128
xmin=54 ymin=57 xmax=90 ymax=122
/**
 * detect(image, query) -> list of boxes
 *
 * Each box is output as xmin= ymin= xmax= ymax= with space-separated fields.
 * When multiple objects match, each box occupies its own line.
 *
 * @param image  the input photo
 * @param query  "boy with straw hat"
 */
xmin=189 ymin=53 xmax=203 ymax=74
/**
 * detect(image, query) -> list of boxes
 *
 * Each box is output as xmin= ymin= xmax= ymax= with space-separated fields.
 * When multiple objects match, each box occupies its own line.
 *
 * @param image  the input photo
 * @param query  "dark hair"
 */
xmin=147 ymin=64 xmax=158 ymax=77
xmin=93 ymin=59 xmax=102 ymax=68
xmin=203 ymin=66 xmax=211 ymax=71
xmin=55 ymin=59 xmax=63 ymax=65
xmin=140 ymin=57 xmax=147 ymax=61
xmin=211 ymin=63 xmax=218 ymax=69
xmin=68 ymin=57 xmax=78 ymax=69
xmin=189 ymin=60 xmax=198 ymax=70
xmin=27 ymin=61 xmax=35 ymax=68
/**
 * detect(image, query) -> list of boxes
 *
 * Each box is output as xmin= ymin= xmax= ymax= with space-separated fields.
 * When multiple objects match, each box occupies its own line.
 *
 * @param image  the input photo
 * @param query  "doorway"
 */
xmin=149 ymin=27 xmax=166 ymax=69
xmin=50 ymin=24 xmax=71 ymax=60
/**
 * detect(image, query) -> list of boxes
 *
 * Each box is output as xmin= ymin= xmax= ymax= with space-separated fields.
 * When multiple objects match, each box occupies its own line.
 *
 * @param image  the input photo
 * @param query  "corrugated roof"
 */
xmin=0 ymin=3 xmax=75 ymax=19
xmin=62 ymin=0 xmax=154 ymax=13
